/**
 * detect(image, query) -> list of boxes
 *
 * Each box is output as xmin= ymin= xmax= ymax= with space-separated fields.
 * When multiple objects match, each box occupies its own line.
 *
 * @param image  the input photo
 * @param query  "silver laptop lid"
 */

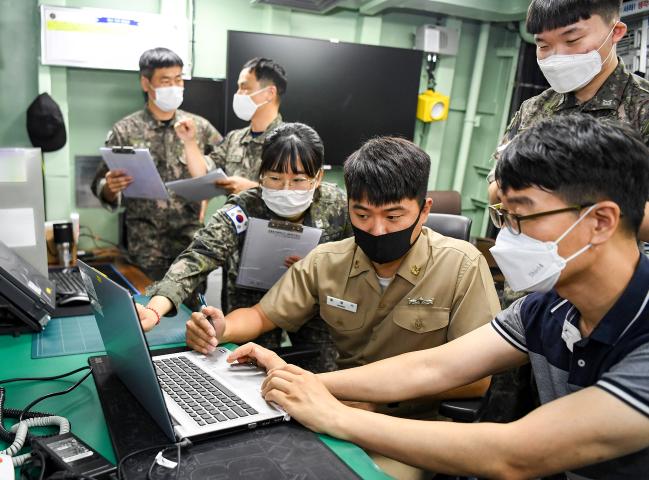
xmin=77 ymin=260 xmax=177 ymax=442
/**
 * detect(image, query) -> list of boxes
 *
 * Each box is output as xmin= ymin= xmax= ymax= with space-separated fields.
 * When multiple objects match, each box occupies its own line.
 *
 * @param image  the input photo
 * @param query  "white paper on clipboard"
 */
xmin=236 ymin=218 xmax=322 ymax=291
xmin=100 ymin=147 xmax=169 ymax=200
xmin=165 ymin=168 xmax=228 ymax=201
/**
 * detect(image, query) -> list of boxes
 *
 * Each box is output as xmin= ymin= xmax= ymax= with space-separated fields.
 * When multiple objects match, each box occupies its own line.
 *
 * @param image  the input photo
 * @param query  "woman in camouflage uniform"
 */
xmin=141 ymin=123 xmax=351 ymax=372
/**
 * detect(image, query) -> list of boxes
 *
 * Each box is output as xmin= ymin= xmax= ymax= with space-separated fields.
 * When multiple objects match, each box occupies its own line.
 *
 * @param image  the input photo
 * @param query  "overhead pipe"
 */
xmin=452 ymin=21 xmax=490 ymax=193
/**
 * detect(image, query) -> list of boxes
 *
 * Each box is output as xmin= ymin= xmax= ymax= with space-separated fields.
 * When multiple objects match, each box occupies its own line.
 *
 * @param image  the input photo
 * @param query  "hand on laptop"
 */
xmin=261 ymin=363 xmax=349 ymax=436
xmin=227 ymin=342 xmax=288 ymax=372
xmin=186 ymin=305 xmax=226 ymax=354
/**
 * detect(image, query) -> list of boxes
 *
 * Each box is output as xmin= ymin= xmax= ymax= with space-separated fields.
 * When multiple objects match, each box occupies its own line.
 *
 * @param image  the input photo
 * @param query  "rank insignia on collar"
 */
xmin=410 ymin=265 xmax=421 ymax=276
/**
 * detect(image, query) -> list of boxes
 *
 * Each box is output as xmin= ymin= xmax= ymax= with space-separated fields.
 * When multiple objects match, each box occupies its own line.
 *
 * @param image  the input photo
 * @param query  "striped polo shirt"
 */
xmin=492 ymin=254 xmax=649 ymax=479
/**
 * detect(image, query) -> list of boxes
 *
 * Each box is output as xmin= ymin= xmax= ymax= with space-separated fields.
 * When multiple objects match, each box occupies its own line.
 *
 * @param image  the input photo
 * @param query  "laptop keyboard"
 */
xmin=154 ymin=356 xmax=258 ymax=426
xmin=49 ymin=268 xmax=86 ymax=295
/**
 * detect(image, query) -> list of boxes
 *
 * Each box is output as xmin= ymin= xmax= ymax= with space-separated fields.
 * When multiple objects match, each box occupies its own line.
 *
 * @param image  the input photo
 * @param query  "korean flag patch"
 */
xmin=224 ymin=205 xmax=249 ymax=234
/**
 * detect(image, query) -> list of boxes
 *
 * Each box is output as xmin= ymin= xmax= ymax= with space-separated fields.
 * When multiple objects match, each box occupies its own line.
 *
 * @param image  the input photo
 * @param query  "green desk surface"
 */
xmin=1 ymin=332 xmax=391 ymax=479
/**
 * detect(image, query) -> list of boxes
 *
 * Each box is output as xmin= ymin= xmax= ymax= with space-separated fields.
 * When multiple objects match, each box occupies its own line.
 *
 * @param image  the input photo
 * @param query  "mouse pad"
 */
xmin=89 ymin=352 xmax=362 ymax=480
xmin=125 ymin=423 xmax=362 ymax=479
xmin=31 ymin=295 xmax=189 ymax=358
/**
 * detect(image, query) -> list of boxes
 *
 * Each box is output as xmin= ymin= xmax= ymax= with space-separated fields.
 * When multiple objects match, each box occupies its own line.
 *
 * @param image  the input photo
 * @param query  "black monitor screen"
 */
xmin=182 ymin=77 xmax=227 ymax=135
xmin=226 ymin=31 xmax=422 ymax=166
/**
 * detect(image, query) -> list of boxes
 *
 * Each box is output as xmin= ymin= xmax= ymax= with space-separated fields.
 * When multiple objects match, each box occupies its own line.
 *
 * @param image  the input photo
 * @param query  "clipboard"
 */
xmin=236 ymin=218 xmax=322 ymax=291
xmin=165 ymin=168 xmax=228 ymax=201
xmin=100 ymin=147 xmax=169 ymax=200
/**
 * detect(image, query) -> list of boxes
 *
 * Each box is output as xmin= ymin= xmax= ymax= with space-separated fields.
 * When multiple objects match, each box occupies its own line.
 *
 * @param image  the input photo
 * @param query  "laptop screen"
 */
xmin=78 ymin=260 xmax=177 ymax=441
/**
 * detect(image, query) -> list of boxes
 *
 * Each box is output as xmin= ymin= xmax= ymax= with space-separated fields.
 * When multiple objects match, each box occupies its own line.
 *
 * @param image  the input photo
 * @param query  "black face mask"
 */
xmin=352 ymin=206 xmax=424 ymax=264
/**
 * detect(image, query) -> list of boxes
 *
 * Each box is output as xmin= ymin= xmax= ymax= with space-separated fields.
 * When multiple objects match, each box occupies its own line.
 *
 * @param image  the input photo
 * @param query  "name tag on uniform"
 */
xmin=326 ymin=296 xmax=357 ymax=313
xmin=561 ymin=319 xmax=582 ymax=352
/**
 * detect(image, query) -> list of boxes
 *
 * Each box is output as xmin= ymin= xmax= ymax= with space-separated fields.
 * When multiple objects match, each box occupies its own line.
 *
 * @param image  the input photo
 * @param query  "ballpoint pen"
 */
xmin=197 ymin=292 xmax=217 ymax=335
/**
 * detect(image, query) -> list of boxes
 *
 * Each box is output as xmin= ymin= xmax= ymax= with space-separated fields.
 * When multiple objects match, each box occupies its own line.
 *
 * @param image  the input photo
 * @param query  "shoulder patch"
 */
xmin=224 ymin=205 xmax=249 ymax=234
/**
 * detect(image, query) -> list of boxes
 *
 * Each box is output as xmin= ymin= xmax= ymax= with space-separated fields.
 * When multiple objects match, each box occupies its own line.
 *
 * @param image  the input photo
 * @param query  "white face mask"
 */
xmin=232 ymin=87 xmax=269 ymax=121
xmin=490 ymin=205 xmax=596 ymax=293
xmin=152 ymin=86 xmax=183 ymax=112
xmin=537 ymin=24 xmax=617 ymax=93
xmin=261 ymin=186 xmax=316 ymax=218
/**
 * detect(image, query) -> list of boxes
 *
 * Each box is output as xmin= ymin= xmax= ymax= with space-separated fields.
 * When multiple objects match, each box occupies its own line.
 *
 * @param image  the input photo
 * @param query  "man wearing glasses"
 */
xmin=185 ymin=135 xmax=500 ymax=478
xmin=487 ymin=0 xmax=649 ymax=241
xmin=227 ymin=115 xmax=649 ymax=479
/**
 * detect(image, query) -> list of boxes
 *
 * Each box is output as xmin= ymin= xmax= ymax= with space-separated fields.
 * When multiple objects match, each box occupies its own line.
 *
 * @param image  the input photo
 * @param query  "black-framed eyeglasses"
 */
xmin=488 ymin=203 xmax=594 ymax=235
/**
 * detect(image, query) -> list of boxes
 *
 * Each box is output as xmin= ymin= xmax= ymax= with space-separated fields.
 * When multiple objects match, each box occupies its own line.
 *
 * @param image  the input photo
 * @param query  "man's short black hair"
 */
xmin=526 ymin=0 xmax=620 ymax=34
xmin=243 ymin=57 xmax=287 ymax=98
xmin=344 ymin=137 xmax=430 ymax=206
xmin=496 ymin=114 xmax=649 ymax=235
xmin=260 ymin=123 xmax=323 ymax=178
xmin=139 ymin=47 xmax=183 ymax=79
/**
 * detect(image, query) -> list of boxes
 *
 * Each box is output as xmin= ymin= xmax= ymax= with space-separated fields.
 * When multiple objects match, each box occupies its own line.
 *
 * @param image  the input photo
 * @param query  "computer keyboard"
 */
xmin=154 ymin=356 xmax=258 ymax=426
xmin=49 ymin=268 xmax=87 ymax=296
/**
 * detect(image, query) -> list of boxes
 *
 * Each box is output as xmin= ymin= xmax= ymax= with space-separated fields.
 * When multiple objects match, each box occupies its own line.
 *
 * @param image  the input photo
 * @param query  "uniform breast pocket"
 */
xmin=391 ymin=306 xmax=450 ymax=334
xmin=320 ymin=302 xmax=366 ymax=332
xmin=225 ymin=152 xmax=244 ymax=176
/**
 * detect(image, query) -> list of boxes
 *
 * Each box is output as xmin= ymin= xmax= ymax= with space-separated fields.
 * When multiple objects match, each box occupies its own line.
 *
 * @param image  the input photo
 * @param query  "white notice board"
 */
xmin=40 ymin=5 xmax=190 ymax=72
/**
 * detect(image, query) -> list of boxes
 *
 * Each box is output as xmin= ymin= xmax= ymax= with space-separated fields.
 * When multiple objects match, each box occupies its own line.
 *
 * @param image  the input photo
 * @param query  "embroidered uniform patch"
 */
xmin=224 ymin=205 xmax=249 ymax=234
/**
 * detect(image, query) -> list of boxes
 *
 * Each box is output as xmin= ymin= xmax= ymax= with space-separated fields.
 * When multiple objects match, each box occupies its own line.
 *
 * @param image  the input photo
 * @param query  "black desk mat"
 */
xmin=89 ymin=349 xmax=360 ymax=479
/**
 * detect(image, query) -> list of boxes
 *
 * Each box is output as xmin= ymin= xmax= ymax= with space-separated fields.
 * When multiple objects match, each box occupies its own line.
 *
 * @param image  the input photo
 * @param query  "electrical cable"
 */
xmin=19 ymin=369 xmax=93 ymax=422
xmin=191 ymin=0 xmax=196 ymax=78
xmin=78 ymin=225 xmax=128 ymax=258
xmin=117 ymin=443 xmax=172 ymax=480
xmin=35 ymin=449 xmax=47 ymax=480
xmin=145 ymin=442 xmax=182 ymax=480
xmin=118 ymin=438 xmax=191 ymax=480
xmin=174 ymin=443 xmax=181 ymax=480
xmin=0 ymin=366 xmax=91 ymax=386
xmin=78 ymin=233 xmax=120 ymax=249
xmin=426 ymin=52 xmax=438 ymax=91
xmin=3 ymin=416 xmax=70 ymax=467
xmin=45 ymin=472 xmax=99 ymax=480
xmin=0 ymin=387 xmax=52 ymax=444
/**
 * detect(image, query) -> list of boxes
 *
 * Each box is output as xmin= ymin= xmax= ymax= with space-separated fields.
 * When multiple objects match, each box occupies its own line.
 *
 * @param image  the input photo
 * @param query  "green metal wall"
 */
xmin=1 ymin=0 xmax=525 ymax=248
xmin=0 ymin=0 xmax=39 ymax=147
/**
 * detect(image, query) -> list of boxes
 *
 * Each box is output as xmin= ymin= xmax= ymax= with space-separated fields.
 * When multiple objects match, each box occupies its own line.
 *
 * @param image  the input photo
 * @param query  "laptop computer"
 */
xmin=77 ymin=260 xmax=289 ymax=442
xmin=0 ymin=239 xmax=56 ymax=334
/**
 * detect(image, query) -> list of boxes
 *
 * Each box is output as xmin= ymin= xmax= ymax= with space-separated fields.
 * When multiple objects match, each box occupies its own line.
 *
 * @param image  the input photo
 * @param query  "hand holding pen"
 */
xmin=197 ymin=292 xmax=215 ymax=331
xmin=189 ymin=293 xmax=226 ymax=354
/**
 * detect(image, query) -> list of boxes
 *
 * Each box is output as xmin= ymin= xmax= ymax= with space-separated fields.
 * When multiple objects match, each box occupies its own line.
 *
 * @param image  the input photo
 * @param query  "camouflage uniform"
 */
xmin=489 ymin=58 xmax=649 ymax=307
xmin=208 ymin=115 xmax=283 ymax=178
xmin=488 ymin=58 xmax=649 ymax=184
xmin=146 ymin=182 xmax=352 ymax=372
xmin=483 ymin=59 xmax=649 ymax=423
xmin=91 ymin=107 xmax=222 ymax=280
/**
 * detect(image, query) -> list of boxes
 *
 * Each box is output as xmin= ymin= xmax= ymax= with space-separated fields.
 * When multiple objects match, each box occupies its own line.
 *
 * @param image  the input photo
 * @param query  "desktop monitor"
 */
xmin=226 ymin=31 xmax=422 ymax=165
xmin=0 ymin=148 xmax=48 ymax=276
xmin=182 ymin=77 xmax=227 ymax=135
